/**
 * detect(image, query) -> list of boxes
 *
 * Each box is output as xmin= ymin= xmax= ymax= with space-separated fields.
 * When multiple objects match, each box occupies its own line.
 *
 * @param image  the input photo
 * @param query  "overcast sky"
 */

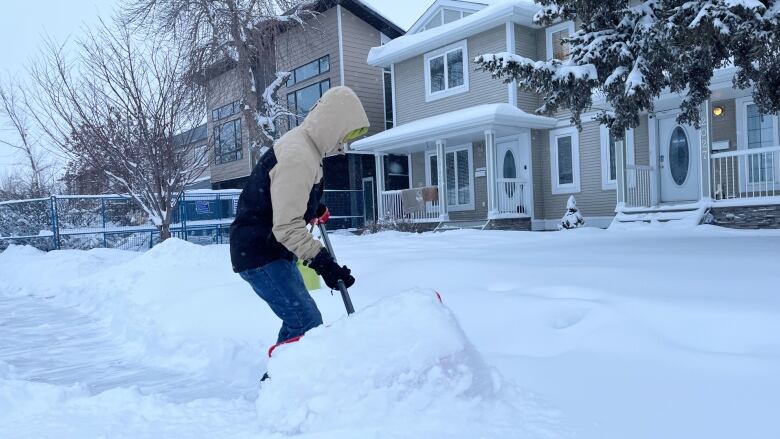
xmin=0 ymin=0 xmax=433 ymax=171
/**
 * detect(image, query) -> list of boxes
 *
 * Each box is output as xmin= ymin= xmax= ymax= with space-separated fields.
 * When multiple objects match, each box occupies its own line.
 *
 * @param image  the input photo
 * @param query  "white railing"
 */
xmin=625 ymin=165 xmax=653 ymax=207
xmin=711 ymin=146 xmax=780 ymax=202
xmin=495 ymin=178 xmax=526 ymax=215
xmin=380 ymin=188 xmax=442 ymax=223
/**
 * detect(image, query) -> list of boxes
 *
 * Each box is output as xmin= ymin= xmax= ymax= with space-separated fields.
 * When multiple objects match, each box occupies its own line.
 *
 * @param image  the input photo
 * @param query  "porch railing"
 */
xmin=380 ymin=188 xmax=442 ymax=223
xmin=495 ymin=178 xmax=526 ymax=215
xmin=625 ymin=165 xmax=653 ymax=208
xmin=711 ymin=146 xmax=779 ymax=202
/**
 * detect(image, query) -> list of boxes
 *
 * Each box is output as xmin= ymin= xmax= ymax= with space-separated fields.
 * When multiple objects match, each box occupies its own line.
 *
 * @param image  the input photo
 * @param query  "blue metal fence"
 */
xmin=0 ymin=189 xmax=366 ymax=252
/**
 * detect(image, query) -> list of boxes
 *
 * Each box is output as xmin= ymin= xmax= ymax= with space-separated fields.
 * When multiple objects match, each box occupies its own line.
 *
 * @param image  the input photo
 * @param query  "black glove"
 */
xmin=307 ymin=248 xmax=355 ymax=289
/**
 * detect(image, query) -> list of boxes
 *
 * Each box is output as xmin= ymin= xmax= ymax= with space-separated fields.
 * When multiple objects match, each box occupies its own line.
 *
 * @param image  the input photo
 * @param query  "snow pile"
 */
xmin=257 ymin=290 xmax=562 ymax=437
xmin=0 ymin=239 xmax=267 ymax=379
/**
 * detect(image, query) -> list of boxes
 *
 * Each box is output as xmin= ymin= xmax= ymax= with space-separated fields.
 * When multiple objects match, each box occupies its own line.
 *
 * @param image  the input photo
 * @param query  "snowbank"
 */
xmin=255 ymin=290 xmax=558 ymax=436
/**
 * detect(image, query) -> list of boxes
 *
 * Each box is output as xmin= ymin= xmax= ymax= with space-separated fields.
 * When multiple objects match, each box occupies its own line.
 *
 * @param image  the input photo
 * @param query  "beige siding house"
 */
xmin=353 ymin=0 xmax=780 ymax=230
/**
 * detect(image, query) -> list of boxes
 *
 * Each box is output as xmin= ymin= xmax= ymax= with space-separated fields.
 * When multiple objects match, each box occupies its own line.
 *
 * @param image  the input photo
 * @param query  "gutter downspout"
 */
xmin=337 ymin=4 xmax=346 ymax=86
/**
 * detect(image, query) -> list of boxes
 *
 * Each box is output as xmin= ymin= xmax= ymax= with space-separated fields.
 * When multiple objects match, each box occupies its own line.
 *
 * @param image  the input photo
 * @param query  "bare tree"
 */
xmin=30 ymin=21 xmax=209 ymax=240
xmin=0 ymin=77 xmax=60 ymax=198
xmin=124 ymin=0 xmax=317 ymax=156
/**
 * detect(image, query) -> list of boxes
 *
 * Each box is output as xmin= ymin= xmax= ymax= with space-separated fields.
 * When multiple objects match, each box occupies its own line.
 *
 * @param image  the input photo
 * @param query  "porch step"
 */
xmin=434 ymin=220 xmax=490 ymax=232
xmin=612 ymin=205 xmax=707 ymax=227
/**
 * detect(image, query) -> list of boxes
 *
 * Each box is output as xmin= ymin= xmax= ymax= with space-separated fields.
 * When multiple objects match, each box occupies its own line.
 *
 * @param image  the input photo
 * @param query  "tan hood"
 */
xmin=301 ymin=86 xmax=370 ymax=157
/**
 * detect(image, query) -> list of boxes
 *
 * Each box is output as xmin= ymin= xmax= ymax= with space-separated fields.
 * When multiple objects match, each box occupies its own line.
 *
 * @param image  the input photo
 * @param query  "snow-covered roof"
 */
xmin=367 ymin=0 xmax=541 ymax=67
xmin=351 ymin=103 xmax=556 ymax=152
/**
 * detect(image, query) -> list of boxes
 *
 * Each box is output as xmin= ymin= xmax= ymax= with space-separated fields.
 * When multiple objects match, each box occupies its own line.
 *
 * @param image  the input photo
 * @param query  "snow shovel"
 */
xmin=317 ymin=222 xmax=355 ymax=315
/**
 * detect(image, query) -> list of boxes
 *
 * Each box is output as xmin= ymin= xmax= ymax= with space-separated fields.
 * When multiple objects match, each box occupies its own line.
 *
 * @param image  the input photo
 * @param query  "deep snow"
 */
xmin=1 ymin=226 xmax=779 ymax=438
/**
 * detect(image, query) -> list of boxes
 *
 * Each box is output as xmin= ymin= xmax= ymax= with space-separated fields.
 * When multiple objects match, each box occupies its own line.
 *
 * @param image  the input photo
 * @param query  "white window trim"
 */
xmin=550 ymin=126 xmax=581 ymax=194
xmin=600 ymin=126 xmax=636 ymax=190
xmin=425 ymin=143 xmax=475 ymax=211
xmin=545 ymin=21 xmax=575 ymax=61
xmin=424 ymin=40 xmax=469 ymax=102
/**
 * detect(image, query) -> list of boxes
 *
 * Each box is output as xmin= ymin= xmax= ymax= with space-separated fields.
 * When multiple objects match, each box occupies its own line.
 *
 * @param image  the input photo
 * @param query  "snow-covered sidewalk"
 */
xmin=1 ymin=226 xmax=779 ymax=438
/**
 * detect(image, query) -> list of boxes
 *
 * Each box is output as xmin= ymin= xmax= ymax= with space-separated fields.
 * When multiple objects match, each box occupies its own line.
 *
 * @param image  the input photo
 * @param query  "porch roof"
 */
xmin=351 ymin=104 xmax=557 ymax=153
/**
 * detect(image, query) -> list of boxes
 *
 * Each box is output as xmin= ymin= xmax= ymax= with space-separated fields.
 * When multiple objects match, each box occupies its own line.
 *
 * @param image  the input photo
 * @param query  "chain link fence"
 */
xmin=0 ymin=189 xmax=367 ymax=252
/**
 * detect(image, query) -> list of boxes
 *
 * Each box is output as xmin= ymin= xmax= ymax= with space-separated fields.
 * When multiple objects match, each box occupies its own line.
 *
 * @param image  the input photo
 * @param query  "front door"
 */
xmin=496 ymin=140 xmax=529 ymax=214
xmin=658 ymin=115 xmax=700 ymax=202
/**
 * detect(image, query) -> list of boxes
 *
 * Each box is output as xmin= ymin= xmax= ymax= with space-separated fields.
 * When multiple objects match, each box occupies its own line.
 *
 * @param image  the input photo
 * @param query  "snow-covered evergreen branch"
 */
xmin=476 ymin=0 xmax=780 ymax=138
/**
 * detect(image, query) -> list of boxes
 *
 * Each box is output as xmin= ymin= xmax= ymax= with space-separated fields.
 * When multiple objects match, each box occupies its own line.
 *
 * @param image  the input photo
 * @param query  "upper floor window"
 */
xmin=212 ymin=100 xmax=241 ymax=122
xmin=383 ymin=67 xmax=394 ymax=129
xmin=546 ymin=22 xmax=575 ymax=61
xmin=424 ymin=40 xmax=469 ymax=102
xmin=287 ymin=79 xmax=331 ymax=128
xmin=422 ymin=8 xmax=472 ymax=31
xmin=286 ymin=55 xmax=330 ymax=88
xmin=215 ymin=119 xmax=242 ymax=164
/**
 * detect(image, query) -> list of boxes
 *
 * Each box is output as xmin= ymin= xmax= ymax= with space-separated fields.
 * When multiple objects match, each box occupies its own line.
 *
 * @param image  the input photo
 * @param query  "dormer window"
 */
xmin=546 ymin=22 xmax=575 ymax=61
xmin=422 ymin=8 xmax=473 ymax=31
xmin=424 ymin=40 xmax=469 ymax=102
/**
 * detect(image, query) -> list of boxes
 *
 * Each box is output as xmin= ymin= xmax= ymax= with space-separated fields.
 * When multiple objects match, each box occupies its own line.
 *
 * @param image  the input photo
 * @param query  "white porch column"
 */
xmin=615 ymin=137 xmax=627 ymax=208
xmin=700 ymin=100 xmax=713 ymax=200
xmin=436 ymin=139 xmax=449 ymax=220
xmin=375 ymin=153 xmax=386 ymax=220
xmin=484 ymin=129 xmax=497 ymax=217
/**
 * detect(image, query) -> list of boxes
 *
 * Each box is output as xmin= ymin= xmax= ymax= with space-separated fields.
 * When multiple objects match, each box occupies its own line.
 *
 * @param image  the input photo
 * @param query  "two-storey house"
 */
xmin=353 ymin=0 xmax=780 ymax=230
xmin=204 ymin=0 xmax=404 ymax=227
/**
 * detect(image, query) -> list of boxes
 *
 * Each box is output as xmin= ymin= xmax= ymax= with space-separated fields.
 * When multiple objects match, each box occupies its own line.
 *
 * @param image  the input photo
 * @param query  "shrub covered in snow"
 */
xmin=560 ymin=195 xmax=585 ymax=230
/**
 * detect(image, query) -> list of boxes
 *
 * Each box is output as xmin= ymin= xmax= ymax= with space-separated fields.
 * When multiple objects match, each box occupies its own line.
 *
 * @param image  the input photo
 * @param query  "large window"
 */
xmin=426 ymin=144 xmax=474 ymax=211
xmin=287 ymin=79 xmax=331 ymax=128
xmin=550 ymin=127 xmax=580 ymax=194
xmin=215 ymin=119 xmax=242 ymax=164
xmin=424 ymin=41 xmax=468 ymax=101
xmin=384 ymin=154 xmax=409 ymax=190
xmin=746 ymin=103 xmax=777 ymax=183
xmin=383 ymin=67 xmax=394 ymax=129
xmin=546 ymin=22 xmax=574 ymax=61
xmin=286 ymin=55 xmax=330 ymax=88
xmin=211 ymin=100 xmax=241 ymax=122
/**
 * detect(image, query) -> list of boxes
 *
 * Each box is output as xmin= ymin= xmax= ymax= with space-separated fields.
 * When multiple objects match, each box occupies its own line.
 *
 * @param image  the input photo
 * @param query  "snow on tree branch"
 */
xmin=476 ymin=0 xmax=780 ymax=138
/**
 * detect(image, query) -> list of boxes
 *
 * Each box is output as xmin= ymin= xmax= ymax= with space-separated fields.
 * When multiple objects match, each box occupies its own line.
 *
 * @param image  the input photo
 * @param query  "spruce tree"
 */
xmin=476 ymin=0 xmax=780 ymax=139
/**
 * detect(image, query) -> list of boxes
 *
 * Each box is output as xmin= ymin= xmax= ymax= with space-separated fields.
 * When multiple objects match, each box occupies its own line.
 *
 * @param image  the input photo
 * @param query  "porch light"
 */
xmin=712 ymin=106 xmax=724 ymax=117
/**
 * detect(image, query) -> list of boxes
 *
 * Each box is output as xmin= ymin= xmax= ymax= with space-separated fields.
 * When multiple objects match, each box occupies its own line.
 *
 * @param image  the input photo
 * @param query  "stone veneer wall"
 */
xmin=708 ymin=205 xmax=780 ymax=229
xmin=485 ymin=218 xmax=532 ymax=231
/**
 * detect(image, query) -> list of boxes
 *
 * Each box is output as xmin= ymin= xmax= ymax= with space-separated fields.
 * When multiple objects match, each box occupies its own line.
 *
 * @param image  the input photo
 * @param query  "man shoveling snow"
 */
xmin=229 ymin=86 xmax=369 ymax=373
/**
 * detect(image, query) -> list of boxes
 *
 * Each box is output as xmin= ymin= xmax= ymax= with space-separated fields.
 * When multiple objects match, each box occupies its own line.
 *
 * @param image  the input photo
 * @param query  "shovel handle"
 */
xmin=317 ymin=223 xmax=355 ymax=315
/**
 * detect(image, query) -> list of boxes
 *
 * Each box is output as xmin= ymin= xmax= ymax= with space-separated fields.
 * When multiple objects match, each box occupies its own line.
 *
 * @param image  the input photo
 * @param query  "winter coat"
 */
xmin=229 ymin=86 xmax=370 ymax=273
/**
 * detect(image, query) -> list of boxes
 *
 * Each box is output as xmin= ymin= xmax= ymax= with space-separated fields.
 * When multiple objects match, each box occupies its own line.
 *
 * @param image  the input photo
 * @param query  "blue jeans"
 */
xmin=239 ymin=259 xmax=323 ymax=344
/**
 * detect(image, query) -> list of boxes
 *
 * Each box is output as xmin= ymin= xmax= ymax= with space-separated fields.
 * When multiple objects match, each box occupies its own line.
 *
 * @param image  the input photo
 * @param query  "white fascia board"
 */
xmin=367 ymin=2 xmax=540 ymax=68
